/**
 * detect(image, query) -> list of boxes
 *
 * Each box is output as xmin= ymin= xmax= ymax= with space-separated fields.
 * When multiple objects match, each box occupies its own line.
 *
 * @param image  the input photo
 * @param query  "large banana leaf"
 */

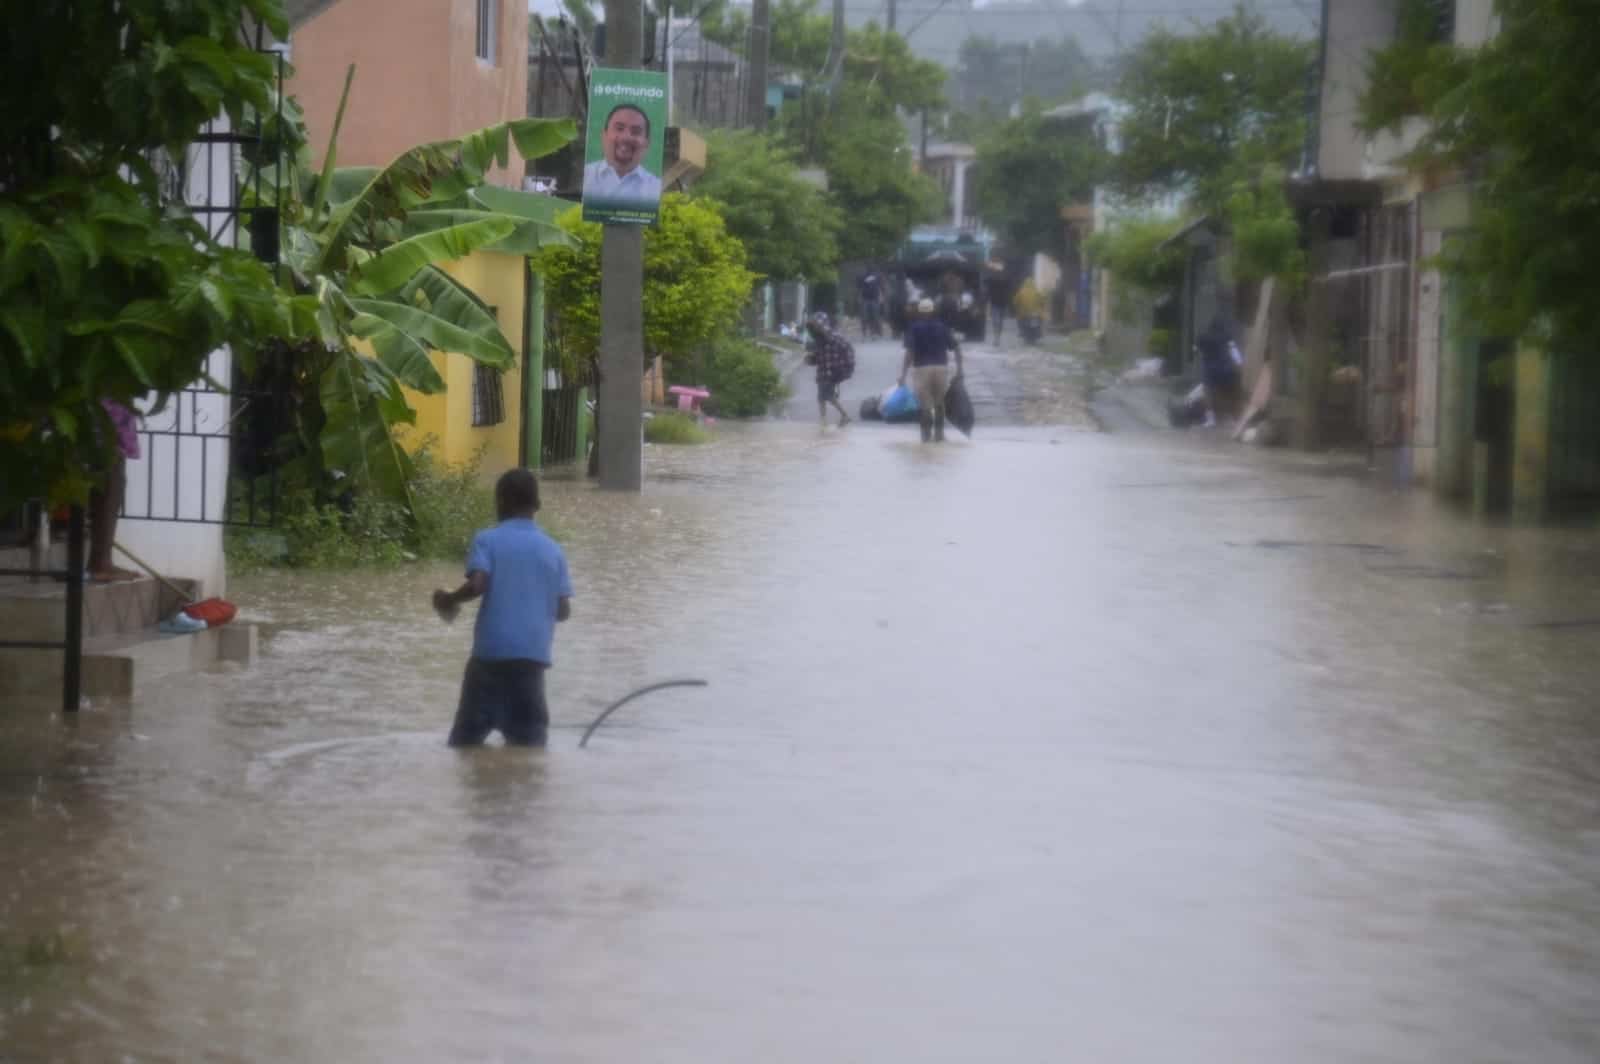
xmin=313 ymin=117 xmax=576 ymax=275
xmin=319 ymin=351 xmax=415 ymax=507
xmin=468 ymin=185 xmax=574 ymax=227
xmin=347 ymin=310 xmax=444 ymax=393
xmin=347 ymin=263 xmax=516 ymax=391
xmin=400 ymin=265 xmax=509 ymax=347
xmin=349 ymin=216 xmax=516 ymax=295
xmin=402 ymin=209 xmax=568 ymax=257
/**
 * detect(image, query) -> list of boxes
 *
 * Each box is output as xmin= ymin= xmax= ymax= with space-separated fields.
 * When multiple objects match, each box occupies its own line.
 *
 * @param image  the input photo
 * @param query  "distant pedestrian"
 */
xmin=805 ymin=313 xmax=855 ymax=427
xmin=898 ymin=298 xmax=964 ymax=443
xmin=984 ymin=260 xmax=1013 ymax=345
xmin=1196 ymin=316 xmax=1243 ymax=427
xmin=433 ymin=468 xmax=573 ymax=748
xmin=1013 ymin=279 xmax=1044 ymax=344
xmin=858 ymin=271 xmax=884 ymax=339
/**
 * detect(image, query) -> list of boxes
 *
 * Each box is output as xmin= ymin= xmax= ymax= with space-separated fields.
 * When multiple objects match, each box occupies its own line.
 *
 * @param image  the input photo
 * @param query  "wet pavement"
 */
xmin=786 ymin=335 xmax=1096 ymax=428
xmin=4 ymin=371 xmax=1600 ymax=1061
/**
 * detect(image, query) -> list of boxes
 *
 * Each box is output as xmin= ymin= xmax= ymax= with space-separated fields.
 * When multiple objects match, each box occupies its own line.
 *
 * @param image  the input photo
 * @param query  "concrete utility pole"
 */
xmin=887 ymin=0 xmax=896 ymax=31
xmin=746 ymin=0 xmax=770 ymax=130
xmin=597 ymin=0 xmax=644 ymax=491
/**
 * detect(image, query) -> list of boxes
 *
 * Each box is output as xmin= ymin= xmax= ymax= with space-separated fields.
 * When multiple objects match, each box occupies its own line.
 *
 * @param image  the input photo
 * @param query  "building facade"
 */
xmin=287 ymin=0 xmax=528 ymax=185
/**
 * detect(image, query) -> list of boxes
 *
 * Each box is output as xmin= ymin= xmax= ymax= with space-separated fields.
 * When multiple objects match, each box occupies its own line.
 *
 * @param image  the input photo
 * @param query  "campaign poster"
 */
xmin=581 ymin=68 xmax=668 ymax=225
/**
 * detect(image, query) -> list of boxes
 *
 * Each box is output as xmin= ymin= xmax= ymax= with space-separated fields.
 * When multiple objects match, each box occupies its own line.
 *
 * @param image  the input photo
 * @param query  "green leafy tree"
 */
xmin=816 ymin=101 xmax=943 ymax=262
xmin=1084 ymin=214 xmax=1186 ymax=319
xmin=1113 ymin=7 xmax=1313 ymax=214
xmin=540 ymin=194 xmax=757 ymax=378
xmin=694 ymin=129 xmax=841 ymax=282
xmin=1359 ymin=0 xmax=1600 ymax=351
xmin=1110 ymin=6 xmax=1312 ymax=281
xmin=970 ymin=106 xmax=1104 ymax=260
xmin=1 ymin=0 xmax=293 ymax=508
xmin=707 ymin=1 xmax=946 ymax=259
xmin=242 ymin=72 xmax=576 ymax=506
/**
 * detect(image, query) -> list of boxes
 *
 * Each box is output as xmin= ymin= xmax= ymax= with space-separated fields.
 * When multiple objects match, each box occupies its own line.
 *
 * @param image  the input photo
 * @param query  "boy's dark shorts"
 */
xmin=449 ymin=657 xmax=549 ymax=747
xmin=817 ymin=377 xmax=839 ymax=402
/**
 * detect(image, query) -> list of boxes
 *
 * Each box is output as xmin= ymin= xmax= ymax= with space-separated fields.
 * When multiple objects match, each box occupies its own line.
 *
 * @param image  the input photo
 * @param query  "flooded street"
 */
xmin=5 ymin=349 xmax=1600 ymax=1061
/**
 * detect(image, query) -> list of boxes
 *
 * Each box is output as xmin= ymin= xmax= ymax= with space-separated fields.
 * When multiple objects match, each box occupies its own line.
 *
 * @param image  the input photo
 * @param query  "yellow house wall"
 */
xmin=399 ymin=250 xmax=527 ymax=481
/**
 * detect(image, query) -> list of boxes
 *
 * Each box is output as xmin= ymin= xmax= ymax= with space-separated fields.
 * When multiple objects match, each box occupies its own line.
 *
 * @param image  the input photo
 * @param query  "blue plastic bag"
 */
xmin=881 ymin=384 xmax=919 ymax=421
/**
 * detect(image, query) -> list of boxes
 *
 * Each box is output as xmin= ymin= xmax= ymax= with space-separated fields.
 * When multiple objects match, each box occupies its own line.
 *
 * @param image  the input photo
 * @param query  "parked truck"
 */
xmin=886 ymin=227 xmax=993 ymax=342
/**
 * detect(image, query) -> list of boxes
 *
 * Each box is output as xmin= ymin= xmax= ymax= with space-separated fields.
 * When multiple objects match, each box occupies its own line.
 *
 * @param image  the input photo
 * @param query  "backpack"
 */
xmin=837 ymin=338 xmax=856 ymax=381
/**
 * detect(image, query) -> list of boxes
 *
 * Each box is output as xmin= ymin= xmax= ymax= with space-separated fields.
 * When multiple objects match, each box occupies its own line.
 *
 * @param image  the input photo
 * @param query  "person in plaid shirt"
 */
xmin=804 ymin=314 xmax=855 ymax=427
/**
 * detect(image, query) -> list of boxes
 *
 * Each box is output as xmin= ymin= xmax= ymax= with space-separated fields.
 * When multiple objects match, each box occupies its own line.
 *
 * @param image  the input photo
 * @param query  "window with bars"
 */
xmin=475 ymin=0 xmax=497 ymax=62
xmin=472 ymin=363 xmax=506 ymax=427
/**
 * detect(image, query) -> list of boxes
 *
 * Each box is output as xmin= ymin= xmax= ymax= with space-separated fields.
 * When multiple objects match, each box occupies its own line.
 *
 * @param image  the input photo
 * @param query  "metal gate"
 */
xmin=1 ymin=34 xmax=287 ymax=714
xmin=126 ymin=39 xmax=287 ymax=530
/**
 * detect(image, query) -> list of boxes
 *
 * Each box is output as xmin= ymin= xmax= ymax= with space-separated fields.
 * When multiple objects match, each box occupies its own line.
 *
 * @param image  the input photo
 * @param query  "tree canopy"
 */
xmin=1106 ymin=7 xmax=1313 ymax=282
xmin=706 ymin=1 xmax=946 ymax=261
xmin=1111 ymin=8 xmax=1313 ymax=215
xmin=970 ymin=106 xmax=1104 ymax=259
xmin=1359 ymin=0 xmax=1600 ymax=351
xmin=1 ymin=0 xmax=292 ymax=507
xmin=693 ymin=129 xmax=841 ymax=282
xmin=540 ymin=195 xmax=757 ymax=377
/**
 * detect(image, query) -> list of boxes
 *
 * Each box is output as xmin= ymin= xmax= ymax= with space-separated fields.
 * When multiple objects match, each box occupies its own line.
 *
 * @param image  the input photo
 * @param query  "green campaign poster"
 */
xmin=582 ymin=67 xmax=668 ymax=225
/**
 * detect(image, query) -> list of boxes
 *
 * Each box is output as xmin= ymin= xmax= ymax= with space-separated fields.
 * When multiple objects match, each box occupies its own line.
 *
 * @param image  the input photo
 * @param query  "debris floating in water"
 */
xmin=579 ymin=679 xmax=710 ymax=748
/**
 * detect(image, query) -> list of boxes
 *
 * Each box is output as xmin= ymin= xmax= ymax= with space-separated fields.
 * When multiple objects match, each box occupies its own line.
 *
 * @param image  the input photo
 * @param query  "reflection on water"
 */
xmin=3 ymin=422 xmax=1600 ymax=1061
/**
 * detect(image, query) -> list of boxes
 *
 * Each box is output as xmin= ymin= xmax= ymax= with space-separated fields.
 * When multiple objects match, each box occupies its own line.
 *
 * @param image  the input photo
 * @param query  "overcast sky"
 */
xmin=526 ymin=0 xmax=1321 ymax=63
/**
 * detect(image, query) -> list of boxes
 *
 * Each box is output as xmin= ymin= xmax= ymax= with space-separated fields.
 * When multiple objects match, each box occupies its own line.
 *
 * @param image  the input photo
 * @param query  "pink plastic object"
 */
xmin=668 ymin=385 xmax=711 ymax=413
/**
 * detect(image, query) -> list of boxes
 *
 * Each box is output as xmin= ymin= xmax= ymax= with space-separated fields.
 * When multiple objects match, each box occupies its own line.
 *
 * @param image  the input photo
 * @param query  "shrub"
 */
xmin=644 ymin=412 xmax=710 ymax=445
xmin=225 ymin=443 xmax=498 ymax=570
xmin=697 ymin=336 xmax=788 ymax=417
xmin=409 ymin=446 xmax=496 ymax=561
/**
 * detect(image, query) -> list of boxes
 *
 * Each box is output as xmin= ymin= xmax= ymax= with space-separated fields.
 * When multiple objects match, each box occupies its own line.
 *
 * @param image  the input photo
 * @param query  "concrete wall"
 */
xmin=1316 ymin=0 xmax=1398 ymax=181
xmin=1455 ymin=0 xmax=1497 ymax=46
xmin=1411 ymin=230 xmax=1444 ymax=483
xmin=120 ymin=118 xmax=239 ymax=597
xmin=289 ymin=0 xmax=528 ymax=186
xmin=399 ymin=251 xmax=528 ymax=480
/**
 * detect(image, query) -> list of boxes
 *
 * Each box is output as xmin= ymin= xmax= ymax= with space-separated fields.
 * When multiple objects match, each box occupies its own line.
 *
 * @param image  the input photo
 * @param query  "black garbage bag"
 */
xmin=859 ymin=394 xmax=883 ymax=421
xmin=944 ymin=373 xmax=975 ymax=437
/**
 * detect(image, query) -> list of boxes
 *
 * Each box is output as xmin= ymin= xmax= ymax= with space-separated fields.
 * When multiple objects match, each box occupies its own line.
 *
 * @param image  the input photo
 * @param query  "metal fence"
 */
xmin=542 ymin=384 xmax=589 ymax=467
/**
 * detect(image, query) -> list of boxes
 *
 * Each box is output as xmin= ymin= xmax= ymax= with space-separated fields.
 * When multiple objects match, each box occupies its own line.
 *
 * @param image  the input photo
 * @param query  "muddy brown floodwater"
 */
xmin=4 ymin=409 xmax=1600 ymax=1062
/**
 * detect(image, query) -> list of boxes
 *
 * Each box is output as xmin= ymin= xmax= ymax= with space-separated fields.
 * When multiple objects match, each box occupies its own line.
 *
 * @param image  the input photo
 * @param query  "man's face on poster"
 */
xmin=602 ymin=106 xmax=650 ymax=176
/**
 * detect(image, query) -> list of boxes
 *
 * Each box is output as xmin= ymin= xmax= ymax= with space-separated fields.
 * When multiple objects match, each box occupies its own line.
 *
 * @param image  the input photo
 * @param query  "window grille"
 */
xmin=475 ymin=0 xmax=497 ymax=62
xmin=472 ymin=363 xmax=506 ymax=427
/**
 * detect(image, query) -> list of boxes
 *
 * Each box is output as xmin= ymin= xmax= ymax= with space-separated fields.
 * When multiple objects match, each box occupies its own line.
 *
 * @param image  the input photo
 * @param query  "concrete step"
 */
xmin=0 ymin=623 xmax=256 ymax=700
xmin=0 ymin=574 xmax=199 ymax=642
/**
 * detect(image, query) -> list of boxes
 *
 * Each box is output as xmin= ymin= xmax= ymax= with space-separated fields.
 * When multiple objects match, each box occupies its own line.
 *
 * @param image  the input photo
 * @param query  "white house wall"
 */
xmin=1317 ymin=0 xmax=1398 ymax=182
xmin=1455 ymin=0 xmax=1497 ymax=46
xmin=119 ymin=115 xmax=235 ymax=598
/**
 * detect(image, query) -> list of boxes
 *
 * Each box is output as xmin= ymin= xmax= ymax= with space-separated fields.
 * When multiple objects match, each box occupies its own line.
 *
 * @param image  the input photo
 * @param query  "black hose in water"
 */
xmin=578 ymin=679 xmax=709 ymax=748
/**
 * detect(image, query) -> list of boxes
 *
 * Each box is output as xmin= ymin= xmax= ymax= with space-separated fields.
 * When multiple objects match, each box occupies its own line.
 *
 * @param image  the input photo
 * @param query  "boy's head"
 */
xmin=495 ymin=468 xmax=540 ymax=520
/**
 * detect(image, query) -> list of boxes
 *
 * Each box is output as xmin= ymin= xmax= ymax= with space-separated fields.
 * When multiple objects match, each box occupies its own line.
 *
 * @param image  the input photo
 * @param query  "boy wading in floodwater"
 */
xmin=433 ymin=469 xmax=573 ymax=747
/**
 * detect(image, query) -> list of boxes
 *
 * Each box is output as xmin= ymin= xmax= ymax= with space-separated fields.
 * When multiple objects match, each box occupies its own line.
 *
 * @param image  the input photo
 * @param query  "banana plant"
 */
xmin=241 ymin=66 xmax=576 ymax=509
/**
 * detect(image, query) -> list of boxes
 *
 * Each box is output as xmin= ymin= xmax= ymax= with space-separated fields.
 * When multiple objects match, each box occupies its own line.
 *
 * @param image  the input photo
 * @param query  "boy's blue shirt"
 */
xmin=466 ymin=518 xmax=572 ymax=664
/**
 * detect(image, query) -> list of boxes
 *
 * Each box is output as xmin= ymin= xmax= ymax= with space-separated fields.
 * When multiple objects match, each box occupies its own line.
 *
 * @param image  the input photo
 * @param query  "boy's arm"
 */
xmin=433 ymin=570 xmax=488 ymax=623
xmin=555 ymin=552 xmax=573 ymax=623
xmin=898 ymin=343 xmax=913 ymax=385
